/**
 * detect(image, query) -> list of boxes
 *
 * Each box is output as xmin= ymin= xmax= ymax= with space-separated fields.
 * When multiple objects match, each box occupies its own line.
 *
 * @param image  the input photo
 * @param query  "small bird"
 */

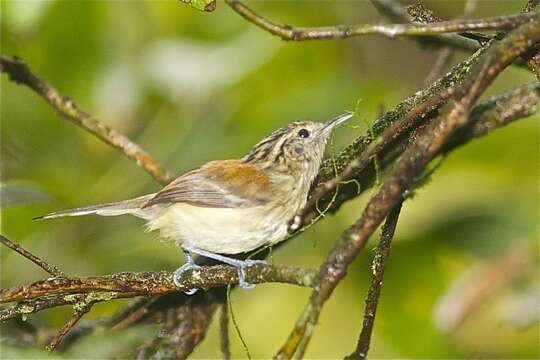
xmin=37 ymin=112 xmax=353 ymax=292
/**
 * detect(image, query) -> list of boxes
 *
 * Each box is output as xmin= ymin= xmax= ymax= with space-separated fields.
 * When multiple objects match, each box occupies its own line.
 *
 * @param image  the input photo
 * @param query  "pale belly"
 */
xmin=145 ymin=202 xmax=292 ymax=254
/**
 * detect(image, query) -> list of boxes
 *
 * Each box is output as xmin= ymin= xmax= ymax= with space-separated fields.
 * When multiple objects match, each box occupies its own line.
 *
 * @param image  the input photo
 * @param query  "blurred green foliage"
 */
xmin=1 ymin=0 xmax=538 ymax=358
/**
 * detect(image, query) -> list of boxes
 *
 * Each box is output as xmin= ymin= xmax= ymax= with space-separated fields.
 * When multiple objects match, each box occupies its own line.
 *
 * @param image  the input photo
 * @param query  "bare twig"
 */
xmin=370 ymin=0 xmax=480 ymax=52
xmin=46 ymin=303 xmax=92 ymax=352
xmin=110 ymin=297 xmax=162 ymax=331
xmin=220 ymin=302 xmax=231 ymax=360
xmin=347 ymin=202 xmax=403 ymax=360
xmin=406 ymin=2 xmax=491 ymax=45
xmin=226 ymin=0 xmax=534 ymax=42
xmin=276 ymin=17 xmax=540 ymax=359
xmin=0 ymin=234 xmax=64 ymax=277
xmin=414 ymin=0 xmax=477 ymax=86
xmin=424 ymin=48 xmax=455 ymax=86
xmin=0 ymin=55 xmax=171 ymax=184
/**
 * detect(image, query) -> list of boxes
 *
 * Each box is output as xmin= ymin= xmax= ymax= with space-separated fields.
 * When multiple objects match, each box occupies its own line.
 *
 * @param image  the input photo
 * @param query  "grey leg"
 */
xmin=186 ymin=247 xmax=266 ymax=290
xmin=173 ymin=249 xmax=200 ymax=295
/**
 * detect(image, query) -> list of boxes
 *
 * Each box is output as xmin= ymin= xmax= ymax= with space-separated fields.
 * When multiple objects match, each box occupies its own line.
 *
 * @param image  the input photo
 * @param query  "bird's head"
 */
xmin=242 ymin=112 xmax=353 ymax=176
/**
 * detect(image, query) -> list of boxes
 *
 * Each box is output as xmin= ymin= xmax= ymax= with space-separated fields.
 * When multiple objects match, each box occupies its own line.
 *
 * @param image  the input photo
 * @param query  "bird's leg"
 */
xmin=186 ymin=247 xmax=266 ymax=290
xmin=173 ymin=249 xmax=200 ymax=295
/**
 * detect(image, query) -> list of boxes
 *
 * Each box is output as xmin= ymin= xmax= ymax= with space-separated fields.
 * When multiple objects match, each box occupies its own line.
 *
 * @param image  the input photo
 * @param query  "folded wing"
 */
xmin=143 ymin=160 xmax=272 ymax=208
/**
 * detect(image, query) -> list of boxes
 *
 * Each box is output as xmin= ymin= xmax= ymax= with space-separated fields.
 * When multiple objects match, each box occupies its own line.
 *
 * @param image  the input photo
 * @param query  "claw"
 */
xmin=236 ymin=259 xmax=265 ymax=289
xmin=184 ymin=247 xmax=268 ymax=291
xmin=173 ymin=250 xmax=201 ymax=295
xmin=243 ymin=259 xmax=267 ymax=266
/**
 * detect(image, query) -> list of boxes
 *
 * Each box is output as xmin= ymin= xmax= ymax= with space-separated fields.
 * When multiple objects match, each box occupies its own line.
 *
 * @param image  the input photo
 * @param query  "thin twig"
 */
xmin=0 ymin=234 xmax=64 ymax=277
xmin=226 ymin=0 xmax=534 ymax=41
xmin=227 ymin=284 xmax=251 ymax=360
xmin=370 ymin=0 xmax=480 ymax=52
xmin=220 ymin=302 xmax=231 ymax=360
xmin=406 ymin=2 xmax=491 ymax=45
xmin=419 ymin=0 xmax=476 ymax=86
xmin=292 ymin=47 xmax=485 ymax=230
xmin=110 ymin=297 xmax=162 ymax=331
xmin=0 ymin=292 xmax=140 ymax=322
xmin=424 ymin=48 xmax=455 ymax=86
xmin=46 ymin=303 xmax=92 ymax=352
xmin=347 ymin=202 xmax=403 ymax=360
xmin=0 ymin=55 xmax=171 ymax=184
xmin=276 ymin=17 xmax=540 ymax=359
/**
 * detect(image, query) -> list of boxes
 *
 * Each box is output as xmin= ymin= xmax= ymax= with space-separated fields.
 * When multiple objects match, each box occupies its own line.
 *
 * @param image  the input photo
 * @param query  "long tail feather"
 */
xmin=34 ymin=194 xmax=155 ymax=220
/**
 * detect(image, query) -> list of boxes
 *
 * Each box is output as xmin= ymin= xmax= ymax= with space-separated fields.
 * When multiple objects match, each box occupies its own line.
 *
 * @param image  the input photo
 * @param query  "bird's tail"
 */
xmin=34 ymin=194 xmax=156 ymax=220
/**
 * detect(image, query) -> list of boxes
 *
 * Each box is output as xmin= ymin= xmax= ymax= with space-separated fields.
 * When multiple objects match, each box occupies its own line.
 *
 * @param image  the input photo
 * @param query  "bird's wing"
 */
xmin=142 ymin=160 xmax=272 ymax=208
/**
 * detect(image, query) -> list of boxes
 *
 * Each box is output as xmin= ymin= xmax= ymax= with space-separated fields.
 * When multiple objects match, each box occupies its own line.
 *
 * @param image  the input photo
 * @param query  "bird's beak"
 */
xmin=320 ymin=112 xmax=354 ymax=136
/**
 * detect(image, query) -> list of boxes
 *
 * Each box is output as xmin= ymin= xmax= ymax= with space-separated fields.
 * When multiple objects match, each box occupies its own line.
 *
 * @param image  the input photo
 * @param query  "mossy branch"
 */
xmin=2 ymin=2 xmax=540 ymax=357
xmin=276 ymin=16 xmax=540 ymax=359
xmin=0 ymin=266 xmax=316 ymax=307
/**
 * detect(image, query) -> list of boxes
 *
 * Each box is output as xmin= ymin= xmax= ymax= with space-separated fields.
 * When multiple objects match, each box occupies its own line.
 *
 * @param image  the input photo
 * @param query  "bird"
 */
xmin=36 ymin=112 xmax=353 ymax=292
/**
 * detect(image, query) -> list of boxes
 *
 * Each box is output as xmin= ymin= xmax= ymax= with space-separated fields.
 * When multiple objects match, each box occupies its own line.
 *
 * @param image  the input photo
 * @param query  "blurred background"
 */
xmin=1 ymin=0 xmax=538 ymax=358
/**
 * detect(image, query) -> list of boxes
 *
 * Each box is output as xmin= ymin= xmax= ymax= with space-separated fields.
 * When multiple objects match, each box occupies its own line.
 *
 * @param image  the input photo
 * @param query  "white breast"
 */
xmin=145 ymin=202 xmax=291 ymax=254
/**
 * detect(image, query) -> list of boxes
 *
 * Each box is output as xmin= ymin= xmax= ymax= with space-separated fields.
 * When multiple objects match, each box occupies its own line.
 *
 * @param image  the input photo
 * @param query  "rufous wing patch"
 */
xmin=142 ymin=160 xmax=271 ymax=208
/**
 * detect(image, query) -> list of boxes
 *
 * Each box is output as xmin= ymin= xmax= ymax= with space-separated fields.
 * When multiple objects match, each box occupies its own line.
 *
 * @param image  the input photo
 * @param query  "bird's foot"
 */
xmin=173 ymin=250 xmax=201 ymax=295
xmin=235 ymin=259 xmax=267 ymax=290
xmin=185 ymin=247 xmax=267 ymax=290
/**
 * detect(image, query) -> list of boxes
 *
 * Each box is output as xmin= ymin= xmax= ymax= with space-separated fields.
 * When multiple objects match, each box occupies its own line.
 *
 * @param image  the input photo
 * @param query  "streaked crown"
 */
xmin=242 ymin=113 xmax=353 ymax=176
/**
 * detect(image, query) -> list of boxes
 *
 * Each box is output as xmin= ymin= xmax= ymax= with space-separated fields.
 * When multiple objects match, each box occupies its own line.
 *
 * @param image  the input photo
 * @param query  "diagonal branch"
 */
xmin=0 ymin=235 xmax=64 ymax=277
xmin=347 ymin=202 xmax=403 ymax=360
xmin=0 ymin=55 xmax=171 ymax=184
xmin=292 ymin=43 xmax=488 ymax=230
xmin=225 ymin=0 xmax=535 ymax=41
xmin=276 ymin=16 xmax=540 ymax=359
xmin=46 ymin=304 xmax=93 ymax=352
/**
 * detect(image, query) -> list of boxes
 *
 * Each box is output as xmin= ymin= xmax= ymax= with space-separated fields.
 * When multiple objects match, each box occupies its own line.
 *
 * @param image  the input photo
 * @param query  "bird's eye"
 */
xmin=298 ymin=129 xmax=310 ymax=139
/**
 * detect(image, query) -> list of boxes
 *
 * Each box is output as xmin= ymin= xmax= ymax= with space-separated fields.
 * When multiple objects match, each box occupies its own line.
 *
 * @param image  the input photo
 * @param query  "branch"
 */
xmin=0 ymin=55 xmax=171 ymax=184
xmin=46 ymin=304 xmax=92 ymax=352
xmin=0 ymin=265 xmax=316 ymax=305
xmin=276 ymin=16 xmax=540 ymax=359
xmin=225 ymin=0 xmax=534 ymax=41
xmin=0 ymin=235 xmax=64 ymax=277
xmin=220 ymin=303 xmax=231 ymax=360
xmin=371 ymin=0 xmax=479 ymax=52
xmin=347 ymin=202 xmax=403 ymax=360
xmin=444 ymin=82 xmax=540 ymax=151
xmin=406 ymin=2 xmax=492 ymax=45
xmin=292 ymin=43 xmax=488 ymax=230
